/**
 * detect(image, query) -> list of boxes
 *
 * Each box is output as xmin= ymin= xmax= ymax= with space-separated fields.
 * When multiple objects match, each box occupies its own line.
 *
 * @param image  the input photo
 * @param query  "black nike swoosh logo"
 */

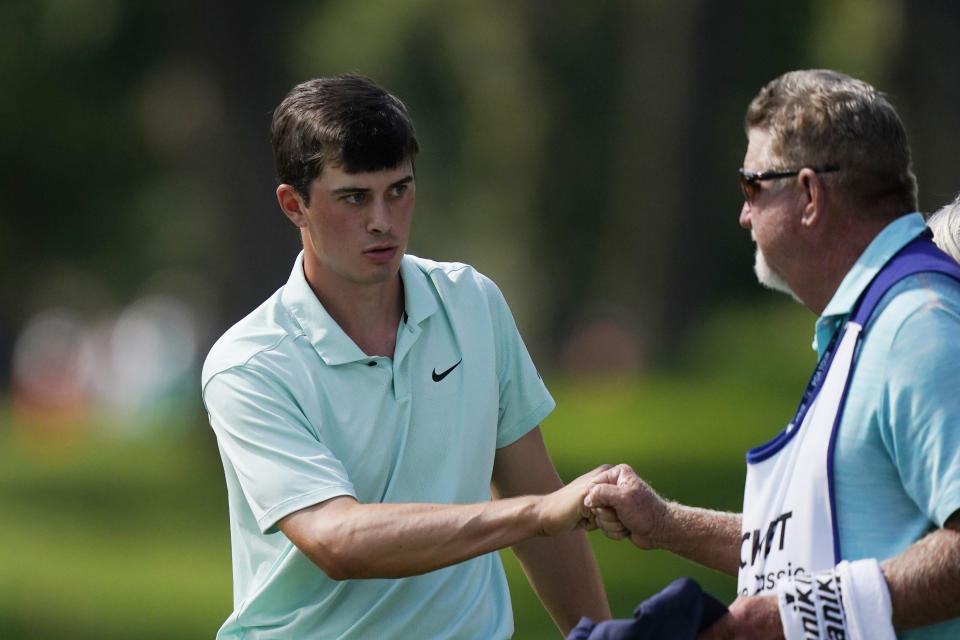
xmin=432 ymin=359 xmax=462 ymax=382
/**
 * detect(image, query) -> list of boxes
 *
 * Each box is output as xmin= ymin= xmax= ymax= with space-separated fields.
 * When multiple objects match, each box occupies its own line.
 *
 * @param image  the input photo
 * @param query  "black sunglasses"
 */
xmin=738 ymin=166 xmax=838 ymax=203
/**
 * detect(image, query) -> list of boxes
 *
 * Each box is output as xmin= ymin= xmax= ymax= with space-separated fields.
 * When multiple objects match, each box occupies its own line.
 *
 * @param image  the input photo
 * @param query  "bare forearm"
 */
xmin=512 ymin=530 xmax=611 ymax=634
xmin=657 ymin=502 xmax=742 ymax=576
xmin=882 ymin=518 xmax=960 ymax=631
xmin=286 ymin=496 xmax=543 ymax=580
xmin=280 ymin=461 xmax=605 ymax=581
xmin=586 ymin=464 xmax=743 ymax=575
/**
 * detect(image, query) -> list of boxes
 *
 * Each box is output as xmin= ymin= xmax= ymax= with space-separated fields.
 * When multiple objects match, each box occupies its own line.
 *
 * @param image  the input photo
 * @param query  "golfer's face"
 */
xmin=300 ymin=161 xmax=415 ymax=288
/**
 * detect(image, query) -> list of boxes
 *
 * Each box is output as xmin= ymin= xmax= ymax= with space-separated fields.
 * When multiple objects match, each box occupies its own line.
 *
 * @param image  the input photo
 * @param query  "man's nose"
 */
xmin=367 ymin=198 xmax=392 ymax=233
xmin=739 ymin=202 xmax=752 ymax=230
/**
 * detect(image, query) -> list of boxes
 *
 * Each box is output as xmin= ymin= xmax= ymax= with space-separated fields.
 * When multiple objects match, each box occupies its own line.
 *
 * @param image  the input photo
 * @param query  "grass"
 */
xmin=0 ymin=299 xmax=816 ymax=639
xmin=0 ymin=427 xmax=233 ymax=639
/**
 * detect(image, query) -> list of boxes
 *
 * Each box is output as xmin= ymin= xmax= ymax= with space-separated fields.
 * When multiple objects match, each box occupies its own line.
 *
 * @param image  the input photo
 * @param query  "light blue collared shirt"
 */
xmin=202 ymin=253 xmax=554 ymax=639
xmin=815 ymin=213 xmax=960 ymax=639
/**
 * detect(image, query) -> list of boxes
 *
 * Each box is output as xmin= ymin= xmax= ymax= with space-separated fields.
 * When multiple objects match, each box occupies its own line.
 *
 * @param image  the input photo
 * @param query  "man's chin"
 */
xmin=754 ymin=249 xmax=801 ymax=303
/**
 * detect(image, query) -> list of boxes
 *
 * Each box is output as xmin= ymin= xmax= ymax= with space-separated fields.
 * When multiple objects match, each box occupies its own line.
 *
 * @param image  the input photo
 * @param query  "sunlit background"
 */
xmin=2 ymin=1 xmax=959 ymax=638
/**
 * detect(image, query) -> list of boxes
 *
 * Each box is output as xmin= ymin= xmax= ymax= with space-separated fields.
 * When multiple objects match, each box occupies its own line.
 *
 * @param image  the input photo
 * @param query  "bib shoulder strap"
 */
xmin=826 ymin=235 xmax=960 ymax=563
xmin=850 ymin=235 xmax=960 ymax=326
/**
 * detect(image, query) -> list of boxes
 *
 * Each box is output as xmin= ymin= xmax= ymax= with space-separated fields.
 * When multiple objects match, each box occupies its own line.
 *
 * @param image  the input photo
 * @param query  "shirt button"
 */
xmin=367 ymin=361 xmax=377 ymax=367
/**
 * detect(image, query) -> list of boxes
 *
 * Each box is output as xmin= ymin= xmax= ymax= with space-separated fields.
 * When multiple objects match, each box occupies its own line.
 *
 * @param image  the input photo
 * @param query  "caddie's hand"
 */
xmin=583 ymin=463 xmax=667 ymax=549
xmin=536 ymin=465 xmax=612 ymax=536
xmin=696 ymin=595 xmax=783 ymax=640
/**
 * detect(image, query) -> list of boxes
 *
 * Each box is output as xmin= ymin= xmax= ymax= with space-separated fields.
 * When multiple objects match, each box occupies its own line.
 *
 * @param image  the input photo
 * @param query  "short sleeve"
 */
xmin=478 ymin=275 xmax=556 ymax=448
xmin=203 ymin=366 xmax=356 ymax=533
xmin=882 ymin=289 xmax=960 ymax=526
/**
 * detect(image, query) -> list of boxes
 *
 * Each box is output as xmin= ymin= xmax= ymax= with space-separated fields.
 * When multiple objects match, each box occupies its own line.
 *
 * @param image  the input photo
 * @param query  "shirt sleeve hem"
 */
xmin=933 ymin=492 xmax=960 ymax=527
xmin=259 ymin=485 xmax=357 ymax=534
xmin=496 ymin=396 xmax=556 ymax=449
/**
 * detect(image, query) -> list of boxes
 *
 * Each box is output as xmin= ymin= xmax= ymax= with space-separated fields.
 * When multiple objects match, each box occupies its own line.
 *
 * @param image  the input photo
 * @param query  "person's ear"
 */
xmin=277 ymin=184 xmax=308 ymax=228
xmin=797 ymin=168 xmax=824 ymax=228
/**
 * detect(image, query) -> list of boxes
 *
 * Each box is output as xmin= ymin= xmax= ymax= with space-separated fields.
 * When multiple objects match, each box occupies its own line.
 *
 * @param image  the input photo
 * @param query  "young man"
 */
xmin=202 ymin=75 xmax=610 ymax=638
xmin=586 ymin=70 xmax=960 ymax=639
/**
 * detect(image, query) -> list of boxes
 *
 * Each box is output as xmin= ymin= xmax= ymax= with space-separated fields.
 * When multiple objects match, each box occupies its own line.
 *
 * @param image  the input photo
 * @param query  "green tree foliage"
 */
xmin=7 ymin=0 xmax=959 ymax=379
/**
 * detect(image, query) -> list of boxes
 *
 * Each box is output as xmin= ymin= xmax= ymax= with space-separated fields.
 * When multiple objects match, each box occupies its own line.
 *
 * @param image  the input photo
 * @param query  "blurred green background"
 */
xmin=2 ymin=0 xmax=959 ymax=638
xmin=0 ymin=302 xmax=813 ymax=639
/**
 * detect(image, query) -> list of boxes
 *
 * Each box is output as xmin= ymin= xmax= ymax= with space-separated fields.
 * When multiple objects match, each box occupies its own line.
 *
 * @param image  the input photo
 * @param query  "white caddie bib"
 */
xmin=737 ymin=320 xmax=860 ymax=597
xmin=735 ymin=235 xmax=960 ymax=640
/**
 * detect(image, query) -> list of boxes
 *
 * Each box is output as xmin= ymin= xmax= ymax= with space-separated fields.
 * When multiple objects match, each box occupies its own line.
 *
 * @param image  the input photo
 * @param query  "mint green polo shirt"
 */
xmin=813 ymin=213 xmax=960 ymax=639
xmin=202 ymin=253 xmax=555 ymax=639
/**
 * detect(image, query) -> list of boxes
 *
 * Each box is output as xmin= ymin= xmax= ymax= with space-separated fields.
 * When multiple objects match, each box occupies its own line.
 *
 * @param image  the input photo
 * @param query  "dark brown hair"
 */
xmin=271 ymin=75 xmax=420 ymax=203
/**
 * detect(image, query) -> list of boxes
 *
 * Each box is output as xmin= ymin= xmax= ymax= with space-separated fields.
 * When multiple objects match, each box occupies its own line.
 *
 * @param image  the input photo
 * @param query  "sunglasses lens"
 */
xmin=739 ymin=176 xmax=755 ymax=202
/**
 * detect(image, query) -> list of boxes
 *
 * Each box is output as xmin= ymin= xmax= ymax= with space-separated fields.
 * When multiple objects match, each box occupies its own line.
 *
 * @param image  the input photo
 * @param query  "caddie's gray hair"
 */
xmin=928 ymin=194 xmax=960 ymax=263
xmin=746 ymin=69 xmax=917 ymax=215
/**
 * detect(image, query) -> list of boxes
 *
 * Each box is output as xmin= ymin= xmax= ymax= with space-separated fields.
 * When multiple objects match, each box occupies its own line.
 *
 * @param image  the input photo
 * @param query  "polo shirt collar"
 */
xmin=812 ymin=212 xmax=926 ymax=356
xmin=280 ymin=252 xmax=438 ymax=365
xmin=399 ymin=254 xmax=438 ymax=326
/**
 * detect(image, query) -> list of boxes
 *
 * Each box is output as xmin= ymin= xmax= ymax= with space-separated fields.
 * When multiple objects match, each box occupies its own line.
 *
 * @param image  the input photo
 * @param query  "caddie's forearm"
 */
xmin=881 ymin=518 xmax=960 ymax=631
xmin=283 ymin=496 xmax=546 ymax=580
xmin=658 ymin=503 xmax=743 ymax=576
xmin=512 ymin=530 xmax=611 ymax=634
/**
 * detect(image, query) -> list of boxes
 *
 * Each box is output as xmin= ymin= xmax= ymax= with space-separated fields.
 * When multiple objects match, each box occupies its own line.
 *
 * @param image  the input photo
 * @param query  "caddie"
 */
xmin=585 ymin=69 xmax=960 ymax=640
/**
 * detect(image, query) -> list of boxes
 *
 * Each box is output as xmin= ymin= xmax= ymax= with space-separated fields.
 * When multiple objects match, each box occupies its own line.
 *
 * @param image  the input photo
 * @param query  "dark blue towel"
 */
xmin=566 ymin=578 xmax=728 ymax=640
